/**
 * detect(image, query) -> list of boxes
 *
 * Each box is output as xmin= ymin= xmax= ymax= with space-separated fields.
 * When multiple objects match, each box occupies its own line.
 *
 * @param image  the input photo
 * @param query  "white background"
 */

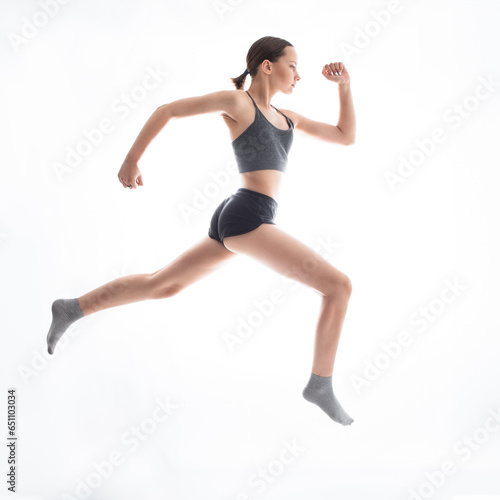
xmin=1 ymin=0 xmax=500 ymax=499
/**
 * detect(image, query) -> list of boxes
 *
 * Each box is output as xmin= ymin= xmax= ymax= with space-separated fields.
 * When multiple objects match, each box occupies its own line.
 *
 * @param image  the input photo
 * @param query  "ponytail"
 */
xmin=231 ymin=69 xmax=250 ymax=90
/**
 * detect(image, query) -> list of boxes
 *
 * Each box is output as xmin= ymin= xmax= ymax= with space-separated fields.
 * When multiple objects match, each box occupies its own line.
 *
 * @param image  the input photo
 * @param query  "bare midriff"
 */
xmin=240 ymin=169 xmax=283 ymax=203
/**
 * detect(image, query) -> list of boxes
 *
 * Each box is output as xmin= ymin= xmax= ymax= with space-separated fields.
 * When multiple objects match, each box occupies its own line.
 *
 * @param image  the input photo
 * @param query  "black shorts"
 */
xmin=208 ymin=188 xmax=278 ymax=248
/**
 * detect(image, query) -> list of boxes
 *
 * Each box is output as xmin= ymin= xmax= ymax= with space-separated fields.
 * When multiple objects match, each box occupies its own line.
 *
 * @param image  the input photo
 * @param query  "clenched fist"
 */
xmin=117 ymin=156 xmax=144 ymax=189
xmin=322 ymin=62 xmax=350 ymax=85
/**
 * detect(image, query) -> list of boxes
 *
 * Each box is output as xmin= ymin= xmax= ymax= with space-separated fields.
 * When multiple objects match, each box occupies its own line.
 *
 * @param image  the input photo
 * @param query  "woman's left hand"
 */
xmin=322 ymin=62 xmax=350 ymax=85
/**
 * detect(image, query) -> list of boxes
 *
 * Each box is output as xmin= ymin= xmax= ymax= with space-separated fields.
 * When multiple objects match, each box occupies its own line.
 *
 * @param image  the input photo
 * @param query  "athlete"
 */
xmin=45 ymin=36 xmax=356 ymax=425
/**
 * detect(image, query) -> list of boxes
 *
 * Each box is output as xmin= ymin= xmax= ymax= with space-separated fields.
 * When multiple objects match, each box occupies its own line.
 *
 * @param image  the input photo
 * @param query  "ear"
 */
xmin=261 ymin=59 xmax=272 ymax=75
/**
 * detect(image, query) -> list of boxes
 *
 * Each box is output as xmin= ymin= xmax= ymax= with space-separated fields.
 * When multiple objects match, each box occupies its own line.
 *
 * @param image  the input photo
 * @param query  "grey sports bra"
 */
xmin=231 ymin=90 xmax=294 ymax=174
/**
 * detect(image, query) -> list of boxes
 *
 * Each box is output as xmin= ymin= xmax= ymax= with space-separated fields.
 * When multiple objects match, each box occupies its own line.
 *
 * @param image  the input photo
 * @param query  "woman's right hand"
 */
xmin=322 ymin=61 xmax=350 ymax=86
xmin=117 ymin=156 xmax=144 ymax=189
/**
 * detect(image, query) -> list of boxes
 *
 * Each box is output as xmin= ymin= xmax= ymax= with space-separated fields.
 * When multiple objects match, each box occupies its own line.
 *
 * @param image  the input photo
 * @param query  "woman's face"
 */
xmin=274 ymin=46 xmax=300 ymax=93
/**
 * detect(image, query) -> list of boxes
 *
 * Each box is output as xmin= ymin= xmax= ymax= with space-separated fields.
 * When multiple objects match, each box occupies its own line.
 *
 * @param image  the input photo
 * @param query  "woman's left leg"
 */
xmin=313 ymin=288 xmax=351 ymax=377
xmin=223 ymin=223 xmax=354 ymax=425
xmin=223 ymin=223 xmax=352 ymax=377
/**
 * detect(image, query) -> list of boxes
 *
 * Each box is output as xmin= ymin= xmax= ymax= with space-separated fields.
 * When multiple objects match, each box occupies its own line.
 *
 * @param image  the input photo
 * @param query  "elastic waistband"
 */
xmin=236 ymin=188 xmax=278 ymax=205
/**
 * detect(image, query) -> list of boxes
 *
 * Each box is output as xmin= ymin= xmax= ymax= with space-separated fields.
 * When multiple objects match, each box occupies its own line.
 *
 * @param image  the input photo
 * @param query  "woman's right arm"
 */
xmin=117 ymin=90 xmax=238 ymax=189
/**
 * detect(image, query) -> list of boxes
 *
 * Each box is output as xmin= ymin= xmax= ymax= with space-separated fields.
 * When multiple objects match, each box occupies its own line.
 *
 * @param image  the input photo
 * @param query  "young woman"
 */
xmin=46 ymin=36 xmax=356 ymax=426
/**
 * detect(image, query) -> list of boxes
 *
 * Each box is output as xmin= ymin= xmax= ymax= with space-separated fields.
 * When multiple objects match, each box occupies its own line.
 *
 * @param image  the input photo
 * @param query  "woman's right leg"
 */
xmin=46 ymin=235 xmax=236 ymax=354
xmin=78 ymin=235 xmax=236 ymax=315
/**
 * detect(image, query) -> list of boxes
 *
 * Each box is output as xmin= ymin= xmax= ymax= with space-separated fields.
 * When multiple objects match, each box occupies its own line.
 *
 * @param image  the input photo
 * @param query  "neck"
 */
xmin=247 ymin=84 xmax=276 ymax=111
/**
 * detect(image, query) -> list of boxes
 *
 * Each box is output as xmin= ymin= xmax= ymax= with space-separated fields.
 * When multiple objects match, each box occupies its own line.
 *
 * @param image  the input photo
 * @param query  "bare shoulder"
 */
xmin=165 ymin=89 xmax=244 ymax=121
xmin=276 ymin=108 xmax=299 ymax=128
xmin=220 ymin=89 xmax=250 ymax=122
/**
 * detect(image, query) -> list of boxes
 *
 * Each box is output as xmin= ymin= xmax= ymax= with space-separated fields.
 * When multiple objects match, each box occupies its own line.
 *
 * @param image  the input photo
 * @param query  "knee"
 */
xmin=155 ymin=284 xmax=183 ymax=299
xmin=325 ymin=273 xmax=352 ymax=299
xmin=343 ymin=275 xmax=353 ymax=297
xmin=149 ymin=277 xmax=184 ymax=299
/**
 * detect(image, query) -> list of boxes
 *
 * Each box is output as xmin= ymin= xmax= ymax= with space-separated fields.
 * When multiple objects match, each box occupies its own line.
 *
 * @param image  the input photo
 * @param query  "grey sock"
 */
xmin=46 ymin=298 xmax=84 ymax=355
xmin=302 ymin=372 xmax=354 ymax=426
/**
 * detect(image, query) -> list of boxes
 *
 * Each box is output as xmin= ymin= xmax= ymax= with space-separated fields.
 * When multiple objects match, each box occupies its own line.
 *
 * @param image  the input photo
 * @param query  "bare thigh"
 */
xmin=223 ymin=224 xmax=351 ymax=297
xmin=149 ymin=235 xmax=237 ymax=298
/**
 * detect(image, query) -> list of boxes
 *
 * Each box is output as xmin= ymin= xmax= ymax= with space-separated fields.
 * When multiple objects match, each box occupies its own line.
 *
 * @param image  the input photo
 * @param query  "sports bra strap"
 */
xmin=245 ymin=90 xmax=257 ymax=107
xmin=271 ymin=105 xmax=292 ymax=125
xmin=245 ymin=91 xmax=293 ymax=127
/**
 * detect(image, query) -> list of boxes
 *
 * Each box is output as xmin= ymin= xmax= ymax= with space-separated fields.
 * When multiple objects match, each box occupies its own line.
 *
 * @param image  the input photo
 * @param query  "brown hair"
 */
xmin=231 ymin=36 xmax=293 ymax=90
